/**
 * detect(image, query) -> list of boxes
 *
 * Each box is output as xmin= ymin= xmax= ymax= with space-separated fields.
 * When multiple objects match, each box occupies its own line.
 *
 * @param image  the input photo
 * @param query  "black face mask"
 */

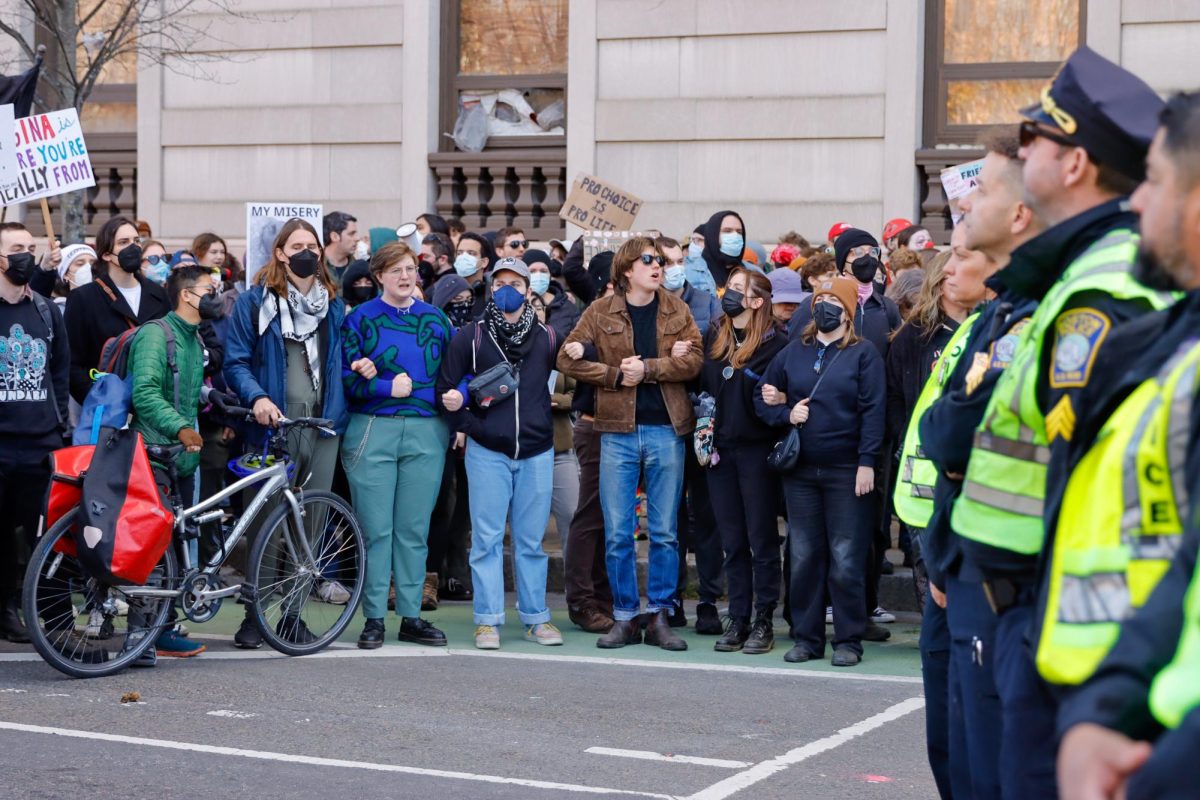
xmin=813 ymin=302 xmax=844 ymax=333
xmin=446 ymin=299 xmax=474 ymax=328
xmin=345 ymin=285 xmax=377 ymax=306
xmin=117 ymin=243 xmax=143 ymax=274
xmin=288 ymin=249 xmax=319 ymax=279
xmin=2 ymin=251 xmax=37 ymax=286
xmin=721 ymin=289 xmax=746 ymax=317
xmin=850 ymin=255 xmax=881 ymax=284
xmin=196 ymin=292 xmax=225 ymax=321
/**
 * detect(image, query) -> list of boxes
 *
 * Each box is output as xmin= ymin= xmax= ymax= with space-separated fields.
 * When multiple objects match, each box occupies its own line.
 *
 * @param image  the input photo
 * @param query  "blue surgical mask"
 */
xmin=529 ymin=273 xmax=551 ymax=296
xmin=454 ymin=253 xmax=479 ymax=278
xmin=687 ymin=242 xmax=703 ymax=259
xmin=145 ymin=260 xmax=170 ymax=285
xmin=719 ymin=232 xmax=744 ymax=257
xmin=663 ymin=265 xmax=686 ymax=291
xmin=492 ymin=284 xmax=526 ymax=313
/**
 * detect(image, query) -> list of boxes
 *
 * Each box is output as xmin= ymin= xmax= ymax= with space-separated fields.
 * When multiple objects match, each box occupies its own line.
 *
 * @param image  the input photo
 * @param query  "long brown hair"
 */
xmin=254 ymin=218 xmax=337 ymax=298
xmin=891 ymin=249 xmax=951 ymax=343
xmin=709 ymin=268 xmax=776 ymax=368
xmin=800 ymin=297 xmax=862 ymax=350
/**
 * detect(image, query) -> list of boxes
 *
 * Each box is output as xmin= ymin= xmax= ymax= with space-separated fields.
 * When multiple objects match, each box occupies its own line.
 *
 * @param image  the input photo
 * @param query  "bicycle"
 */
xmin=22 ymin=408 xmax=366 ymax=678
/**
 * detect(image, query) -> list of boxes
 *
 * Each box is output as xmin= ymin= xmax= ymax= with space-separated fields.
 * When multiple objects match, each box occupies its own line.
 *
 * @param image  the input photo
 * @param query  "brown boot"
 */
xmin=644 ymin=610 xmax=688 ymax=651
xmin=570 ymin=605 xmax=615 ymax=634
xmin=596 ymin=618 xmax=641 ymax=649
xmin=421 ymin=573 xmax=439 ymax=612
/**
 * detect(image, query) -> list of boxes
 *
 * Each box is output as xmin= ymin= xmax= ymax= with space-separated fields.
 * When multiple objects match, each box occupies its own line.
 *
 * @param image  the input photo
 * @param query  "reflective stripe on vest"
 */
xmin=1035 ymin=339 xmax=1200 ymax=685
xmin=1149 ymin=549 xmax=1200 ymax=729
xmin=952 ymin=229 xmax=1177 ymax=556
xmin=894 ymin=314 xmax=980 ymax=528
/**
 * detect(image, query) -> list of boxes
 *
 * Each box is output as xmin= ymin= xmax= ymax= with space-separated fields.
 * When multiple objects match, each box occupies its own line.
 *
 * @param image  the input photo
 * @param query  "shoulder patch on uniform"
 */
xmin=1050 ymin=308 xmax=1110 ymax=389
xmin=988 ymin=318 xmax=1030 ymax=370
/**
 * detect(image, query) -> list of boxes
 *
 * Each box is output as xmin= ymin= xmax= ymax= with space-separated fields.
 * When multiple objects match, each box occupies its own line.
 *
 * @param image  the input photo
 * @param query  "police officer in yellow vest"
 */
xmin=949 ymin=47 xmax=1176 ymax=798
xmin=916 ymin=130 xmax=1044 ymax=800
xmin=1057 ymin=90 xmax=1200 ymax=800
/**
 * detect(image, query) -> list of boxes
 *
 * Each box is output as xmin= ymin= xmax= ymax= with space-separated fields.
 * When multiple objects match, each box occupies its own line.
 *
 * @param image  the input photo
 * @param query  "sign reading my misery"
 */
xmin=558 ymin=173 xmax=643 ymax=232
xmin=0 ymin=108 xmax=95 ymax=206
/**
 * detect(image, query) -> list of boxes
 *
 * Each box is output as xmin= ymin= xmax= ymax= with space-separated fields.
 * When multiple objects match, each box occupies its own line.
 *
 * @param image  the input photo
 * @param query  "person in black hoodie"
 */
xmin=756 ymin=275 xmax=885 ymax=668
xmin=701 ymin=209 xmax=747 ymax=291
xmin=341 ymin=260 xmax=379 ymax=308
xmin=436 ymin=257 xmax=563 ymax=650
xmin=700 ymin=268 xmax=788 ymax=654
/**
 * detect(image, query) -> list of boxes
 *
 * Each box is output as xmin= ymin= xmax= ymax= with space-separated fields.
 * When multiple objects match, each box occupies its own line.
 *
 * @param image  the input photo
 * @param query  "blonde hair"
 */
xmin=892 ymin=249 xmax=952 ymax=342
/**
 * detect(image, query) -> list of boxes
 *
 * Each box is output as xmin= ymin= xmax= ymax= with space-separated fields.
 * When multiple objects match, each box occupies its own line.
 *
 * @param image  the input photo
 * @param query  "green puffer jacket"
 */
xmin=129 ymin=311 xmax=205 ymax=478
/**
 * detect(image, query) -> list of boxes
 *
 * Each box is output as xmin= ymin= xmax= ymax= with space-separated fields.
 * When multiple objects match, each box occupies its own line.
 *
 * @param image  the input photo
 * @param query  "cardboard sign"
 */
xmin=0 ymin=108 xmax=95 ymax=206
xmin=581 ymin=230 xmax=651 ymax=264
xmin=0 ymin=104 xmax=17 ymax=194
xmin=559 ymin=173 xmax=642 ymax=232
xmin=245 ymin=202 xmax=323 ymax=285
xmin=940 ymin=158 xmax=985 ymax=225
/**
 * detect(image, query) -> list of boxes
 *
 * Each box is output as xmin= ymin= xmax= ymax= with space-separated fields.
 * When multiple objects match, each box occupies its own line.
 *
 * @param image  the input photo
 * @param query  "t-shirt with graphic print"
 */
xmin=0 ymin=290 xmax=70 ymax=445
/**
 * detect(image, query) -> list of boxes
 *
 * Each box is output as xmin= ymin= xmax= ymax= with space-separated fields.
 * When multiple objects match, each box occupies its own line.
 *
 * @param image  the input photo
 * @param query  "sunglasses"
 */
xmin=814 ymin=345 xmax=829 ymax=374
xmin=1018 ymin=120 xmax=1077 ymax=150
xmin=638 ymin=254 xmax=665 ymax=266
xmin=507 ymin=240 xmax=529 ymax=249
xmin=143 ymin=255 xmax=165 ymax=266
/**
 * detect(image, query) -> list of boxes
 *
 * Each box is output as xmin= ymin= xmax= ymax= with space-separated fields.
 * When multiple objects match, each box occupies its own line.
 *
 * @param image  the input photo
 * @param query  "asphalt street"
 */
xmin=0 ymin=597 xmax=934 ymax=800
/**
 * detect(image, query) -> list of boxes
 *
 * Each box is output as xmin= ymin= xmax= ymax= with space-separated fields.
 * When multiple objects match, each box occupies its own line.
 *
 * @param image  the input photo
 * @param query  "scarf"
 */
xmin=484 ymin=299 xmax=536 ymax=362
xmin=260 ymin=281 xmax=330 ymax=391
xmin=856 ymin=280 xmax=873 ymax=307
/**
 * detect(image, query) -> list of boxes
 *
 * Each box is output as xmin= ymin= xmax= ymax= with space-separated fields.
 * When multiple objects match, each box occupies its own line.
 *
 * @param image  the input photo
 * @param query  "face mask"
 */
xmin=719 ymin=232 xmax=744 ymax=257
xmin=454 ymin=253 xmax=479 ymax=278
xmin=117 ymin=243 xmax=143 ymax=274
xmin=354 ymin=240 xmax=370 ymax=261
xmin=850 ymin=255 xmax=882 ymax=284
xmin=72 ymin=263 xmax=92 ymax=288
xmin=687 ymin=242 xmax=703 ymax=259
xmin=287 ymin=249 xmax=319 ymax=279
xmin=663 ymin=265 xmax=686 ymax=291
xmin=197 ymin=291 xmax=225 ymax=321
xmin=2 ymin=251 xmax=36 ymax=285
xmin=814 ymin=302 xmax=844 ymax=333
xmin=492 ymin=284 xmax=526 ymax=313
xmin=145 ymin=259 xmax=170 ymax=285
xmin=721 ymin=288 xmax=746 ymax=317
xmin=529 ymin=273 xmax=551 ymax=296
xmin=446 ymin=299 xmax=474 ymax=328
xmin=345 ymin=285 xmax=377 ymax=306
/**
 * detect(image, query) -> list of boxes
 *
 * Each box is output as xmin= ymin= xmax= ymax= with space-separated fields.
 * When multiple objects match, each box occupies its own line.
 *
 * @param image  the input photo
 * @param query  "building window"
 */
xmin=924 ymin=0 xmax=1086 ymax=145
xmin=440 ymin=0 xmax=568 ymax=151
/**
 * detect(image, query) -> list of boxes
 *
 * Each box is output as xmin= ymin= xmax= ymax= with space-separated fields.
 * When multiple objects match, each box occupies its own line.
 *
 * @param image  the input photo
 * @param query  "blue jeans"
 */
xmin=599 ymin=426 xmax=685 ymax=621
xmin=465 ymin=441 xmax=553 ymax=627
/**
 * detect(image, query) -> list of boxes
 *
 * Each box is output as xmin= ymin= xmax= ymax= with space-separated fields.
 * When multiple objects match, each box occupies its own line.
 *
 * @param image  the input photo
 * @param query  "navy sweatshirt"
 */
xmin=754 ymin=337 xmax=885 ymax=468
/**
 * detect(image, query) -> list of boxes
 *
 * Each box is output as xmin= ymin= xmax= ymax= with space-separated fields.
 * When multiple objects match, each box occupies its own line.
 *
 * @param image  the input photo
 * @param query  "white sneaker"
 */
xmin=871 ymin=607 xmax=896 ymax=624
xmin=316 ymin=580 xmax=351 ymax=605
xmin=113 ymin=598 xmax=129 ymax=616
xmin=524 ymin=623 xmax=563 ymax=646
xmin=84 ymin=609 xmax=112 ymax=640
xmin=825 ymin=606 xmax=833 ymax=624
xmin=475 ymin=625 xmax=500 ymax=650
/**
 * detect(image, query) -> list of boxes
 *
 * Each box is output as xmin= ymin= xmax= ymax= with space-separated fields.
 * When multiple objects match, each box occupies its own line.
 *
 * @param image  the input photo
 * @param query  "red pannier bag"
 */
xmin=76 ymin=428 xmax=175 ymax=585
xmin=44 ymin=445 xmax=95 ymax=558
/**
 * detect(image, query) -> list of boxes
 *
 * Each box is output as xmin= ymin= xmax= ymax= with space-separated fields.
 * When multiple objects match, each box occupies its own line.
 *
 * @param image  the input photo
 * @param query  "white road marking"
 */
xmin=206 ymin=710 xmax=259 ymax=719
xmin=685 ymin=696 xmax=926 ymax=800
xmin=586 ymin=747 xmax=750 ymax=769
xmin=0 ymin=720 xmax=676 ymax=799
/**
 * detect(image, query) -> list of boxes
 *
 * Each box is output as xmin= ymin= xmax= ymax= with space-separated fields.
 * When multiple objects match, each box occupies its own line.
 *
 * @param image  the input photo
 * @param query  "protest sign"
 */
xmin=245 ymin=202 xmax=323 ymax=285
xmin=580 ymin=230 xmax=653 ymax=264
xmin=0 ymin=108 xmax=95 ymax=207
xmin=559 ymin=173 xmax=643 ymax=232
xmin=940 ymin=158 xmax=984 ymax=225
xmin=0 ymin=105 xmax=18 ymax=194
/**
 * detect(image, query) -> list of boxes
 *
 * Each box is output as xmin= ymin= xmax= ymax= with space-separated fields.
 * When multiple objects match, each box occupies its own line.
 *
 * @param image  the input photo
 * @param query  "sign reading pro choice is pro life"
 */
xmin=0 ymin=108 xmax=95 ymax=206
xmin=559 ymin=173 xmax=643 ymax=232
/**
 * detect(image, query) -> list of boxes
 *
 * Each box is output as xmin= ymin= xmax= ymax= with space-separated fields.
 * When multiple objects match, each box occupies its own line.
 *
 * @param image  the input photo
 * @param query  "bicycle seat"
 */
xmin=145 ymin=443 xmax=186 ymax=462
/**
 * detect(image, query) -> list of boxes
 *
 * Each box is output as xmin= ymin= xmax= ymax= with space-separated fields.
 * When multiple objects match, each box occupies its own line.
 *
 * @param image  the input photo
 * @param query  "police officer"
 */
xmin=949 ymin=47 xmax=1177 ymax=798
xmin=917 ymin=128 xmax=1043 ymax=800
xmin=1055 ymin=89 xmax=1200 ymax=800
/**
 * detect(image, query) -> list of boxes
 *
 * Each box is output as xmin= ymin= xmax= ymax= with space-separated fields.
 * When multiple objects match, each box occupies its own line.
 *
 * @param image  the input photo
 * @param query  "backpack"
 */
xmin=73 ymin=319 xmax=180 ymax=446
xmin=29 ymin=292 xmax=65 ymax=430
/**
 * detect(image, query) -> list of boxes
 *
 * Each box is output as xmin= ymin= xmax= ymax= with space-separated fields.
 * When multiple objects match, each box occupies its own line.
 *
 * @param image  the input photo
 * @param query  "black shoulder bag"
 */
xmin=766 ymin=345 xmax=843 ymax=473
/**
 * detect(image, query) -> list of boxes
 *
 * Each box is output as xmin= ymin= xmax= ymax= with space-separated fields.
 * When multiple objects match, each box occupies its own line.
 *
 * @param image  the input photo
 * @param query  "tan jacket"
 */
xmin=558 ymin=289 xmax=702 ymax=436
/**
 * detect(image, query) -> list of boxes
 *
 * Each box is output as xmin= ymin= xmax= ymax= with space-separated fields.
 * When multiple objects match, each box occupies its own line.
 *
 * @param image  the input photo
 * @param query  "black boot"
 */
xmin=398 ymin=617 xmax=447 ymax=647
xmin=596 ymin=618 xmax=641 ymax=649
xmin=1 ymin=592 xmax=30 ymax=644
xmin=694 ymin=602 xmax=722 ymax=635
xmin=358 ymin=618 xmax=385 ymax=650
xmin=234 ymin=608 xmax=263 ymax=649
xmin=714 ymin=617 xmax=751 ymax=652
xmin=644 ymin=610 xmax=688 ymax=651
xmin=276 ymin=614 xmax=316 ymax=645
xmin=742 ymin=614 xmax=775 ymax=655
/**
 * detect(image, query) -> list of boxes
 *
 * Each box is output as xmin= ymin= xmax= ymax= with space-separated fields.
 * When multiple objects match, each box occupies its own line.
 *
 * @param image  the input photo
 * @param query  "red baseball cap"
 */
xmin=882 ymin=217 xmax=912 ymax=242
xmin=827 ymin=222 xmax=853 ymax=242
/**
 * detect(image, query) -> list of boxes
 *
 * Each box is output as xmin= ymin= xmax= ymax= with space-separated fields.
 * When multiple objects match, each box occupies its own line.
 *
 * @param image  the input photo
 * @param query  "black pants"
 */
xmin=564 ymin=418 xmax=612 ymax=613
xmin=0 ymin=441 xmax=55 ymax=597
xmin=865 ymin=453 xmax=889 ymax=615
xmin=676 ymin=450 xmax=725 ymax=606
xmin=783 ymin=463 xmax=871 ymax=656
xmin=426 ymin=450 xmax=471 ymax=584
xmin=707 ymin=441 xmax=780 ymax=619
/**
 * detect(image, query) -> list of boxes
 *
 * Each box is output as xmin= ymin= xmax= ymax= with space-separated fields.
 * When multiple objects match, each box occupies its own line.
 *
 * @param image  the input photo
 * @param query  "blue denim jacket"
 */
xmin=683 ymin=254 xmax=717 ymax=296
xmin=223 ymin=285 xmax=349 ymax=444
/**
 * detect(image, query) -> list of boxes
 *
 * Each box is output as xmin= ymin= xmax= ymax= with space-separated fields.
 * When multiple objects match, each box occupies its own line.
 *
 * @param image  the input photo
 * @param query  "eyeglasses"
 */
xmin=383 ymin=265 xmax=418 ymax=277
xmin=690 ymin=236 xmax=704 ymax=247
xmin=143 ymin=255 xmax=164 ymax=266
xmin=507 ymin=240 xmax=529 ymax=249
xmin=638 ymin=254 xmax=665 ymax=266
xmin=1018 ymin=120 xmax=1077 ymax=150
xmin=849 ymin=246 xmax=881 ymax=262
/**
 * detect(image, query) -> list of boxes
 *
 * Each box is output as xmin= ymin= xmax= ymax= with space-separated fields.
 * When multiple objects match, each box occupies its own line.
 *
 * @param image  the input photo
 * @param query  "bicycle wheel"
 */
xmin=247 ymin=490 xmax=365 ymax=656
xmin=23 ymin=508 xmax=179 ymax=678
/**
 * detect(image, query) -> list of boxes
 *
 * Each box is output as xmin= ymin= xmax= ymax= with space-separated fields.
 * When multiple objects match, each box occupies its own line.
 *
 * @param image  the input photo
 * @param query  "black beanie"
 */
xmin=833 ymin=228 xmax=879 ymax=273
xmin=588 ymin=251 xmax=615 ymax=295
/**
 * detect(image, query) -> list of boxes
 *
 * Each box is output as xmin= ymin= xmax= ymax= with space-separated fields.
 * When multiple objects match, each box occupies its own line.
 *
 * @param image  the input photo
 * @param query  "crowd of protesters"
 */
xmin=7 ymin=43 xmax=1200 ymax=800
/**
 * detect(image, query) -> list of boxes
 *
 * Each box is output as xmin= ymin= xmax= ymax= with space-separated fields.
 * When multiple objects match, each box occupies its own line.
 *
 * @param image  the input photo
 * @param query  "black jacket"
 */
xmin=437 ymin=320 xmax=556 ymax=460
xmin=542 ymin=282 xmax=581 ymax=344
xmin=788 ymin=285 xmax=902 ymax=361
xmin=560 ymin=238 xmax=598 ymax=306
xmin=754 ymin=336 xmax=885 ymax=469
xmin=698 ymin=324 xmax=788 ymax=447
xmin=701 ymin=209 xmax=747 ymax=290
xmin=886 ymin=316 xmax=958 ymax=445
xmin=0 ymin=289 xmax=69 ymax=449
xmin=63 ymin=272 xmax=171 ymax=403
